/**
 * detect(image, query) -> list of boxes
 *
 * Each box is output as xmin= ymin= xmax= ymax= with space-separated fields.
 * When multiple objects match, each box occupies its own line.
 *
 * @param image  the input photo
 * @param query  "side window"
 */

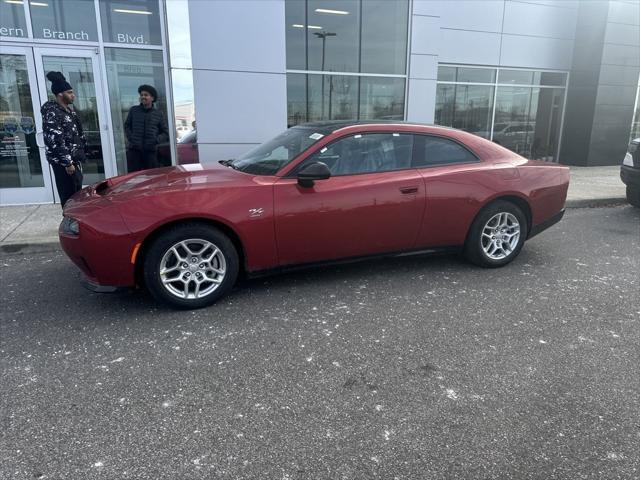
xmin=413 ymin=135 xmax=478 ymax=167
xmin=301 ymin=133 xmax=414 ymax=176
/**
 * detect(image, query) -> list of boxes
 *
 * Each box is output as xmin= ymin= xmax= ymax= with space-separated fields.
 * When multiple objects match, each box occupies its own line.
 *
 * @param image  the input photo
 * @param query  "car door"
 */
xmin=273 ymin=132 xmax=425 ymax=266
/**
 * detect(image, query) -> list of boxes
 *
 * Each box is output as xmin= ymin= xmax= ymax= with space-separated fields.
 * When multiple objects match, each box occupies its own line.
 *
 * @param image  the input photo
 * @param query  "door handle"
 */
xmin=36 ymin=131 xmax=45 ymax=148
xmin=399 ymin=186 xmax=418 ymax=194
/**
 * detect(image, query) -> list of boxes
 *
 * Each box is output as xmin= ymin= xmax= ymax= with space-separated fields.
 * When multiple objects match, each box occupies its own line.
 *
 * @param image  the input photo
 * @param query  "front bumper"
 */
xmin=621 ymin=165 xmax=640 ymax=189
xmin=59 ymin=214 xmax=138 ymax=289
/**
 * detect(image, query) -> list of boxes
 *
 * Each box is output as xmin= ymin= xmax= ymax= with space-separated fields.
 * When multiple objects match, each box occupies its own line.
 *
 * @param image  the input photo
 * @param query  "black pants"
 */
xmin=127 ymin=149 xmax=158 ymax=173
xmin=52 ymin=162 xmax=83 ymax=208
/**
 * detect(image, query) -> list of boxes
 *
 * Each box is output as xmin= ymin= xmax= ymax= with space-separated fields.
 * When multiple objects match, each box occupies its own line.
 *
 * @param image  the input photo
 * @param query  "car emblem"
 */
xmin=249 ymin=208 xmax=264 ymax=218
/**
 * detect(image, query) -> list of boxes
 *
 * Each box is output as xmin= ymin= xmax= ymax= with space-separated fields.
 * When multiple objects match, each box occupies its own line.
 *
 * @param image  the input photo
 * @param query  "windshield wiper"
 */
xmin=219 ymin=159 xmax=239 ymax=170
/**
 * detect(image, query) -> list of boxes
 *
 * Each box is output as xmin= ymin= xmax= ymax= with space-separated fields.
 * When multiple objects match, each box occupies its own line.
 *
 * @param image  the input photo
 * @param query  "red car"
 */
xmin=60 ymin=122 xmax=569 ymax=309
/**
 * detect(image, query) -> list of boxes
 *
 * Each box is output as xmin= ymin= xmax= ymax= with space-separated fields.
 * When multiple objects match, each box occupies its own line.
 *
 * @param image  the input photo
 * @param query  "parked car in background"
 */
xmin=176 ymin=130 xmax=199 ymax=164
xmin=621 ymin=137 xmax=640 ymax=207
xmin=59 ymin=122 xmax=569 ymax=309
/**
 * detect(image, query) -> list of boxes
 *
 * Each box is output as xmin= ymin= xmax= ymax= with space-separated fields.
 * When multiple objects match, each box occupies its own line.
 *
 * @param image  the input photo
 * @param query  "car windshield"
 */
xmin=230 ymin=127 xmax=325 ymax=175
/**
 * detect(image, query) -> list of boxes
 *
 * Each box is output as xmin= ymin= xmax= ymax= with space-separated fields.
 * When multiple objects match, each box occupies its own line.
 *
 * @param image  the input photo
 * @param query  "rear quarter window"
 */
xmin=413 ymin=135 xmax=479 ymax=167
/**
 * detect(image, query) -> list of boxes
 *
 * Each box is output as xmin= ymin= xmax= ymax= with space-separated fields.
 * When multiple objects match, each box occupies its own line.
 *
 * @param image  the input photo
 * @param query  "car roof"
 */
xmin=294 ymin=120 xmax=458 ymax=135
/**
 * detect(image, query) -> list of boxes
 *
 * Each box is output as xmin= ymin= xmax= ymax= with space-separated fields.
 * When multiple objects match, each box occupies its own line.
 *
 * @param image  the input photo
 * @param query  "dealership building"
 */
xmin=1 ymin=0 xmax=639 ymax=205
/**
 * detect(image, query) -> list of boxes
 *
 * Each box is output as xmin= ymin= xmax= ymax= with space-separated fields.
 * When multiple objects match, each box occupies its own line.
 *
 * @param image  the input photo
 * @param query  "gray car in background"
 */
xmin=621 ymin=137 xmax=640 ymax=207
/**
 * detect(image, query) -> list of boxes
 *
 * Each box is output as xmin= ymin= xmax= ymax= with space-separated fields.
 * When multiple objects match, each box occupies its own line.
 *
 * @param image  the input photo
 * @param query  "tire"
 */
xmin=143 ymin=223 xmax=239 ymax=309
xmin=464 ymin=200 xmax=528 ymax=268
xmin=626 ymin=186 xmax=640 ymax=208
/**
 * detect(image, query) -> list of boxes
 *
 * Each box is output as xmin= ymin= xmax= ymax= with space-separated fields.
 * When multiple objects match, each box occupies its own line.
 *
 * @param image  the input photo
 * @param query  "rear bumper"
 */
xmin=621 ymin=165 xmax=640 ymax=189
xmin=528 ymin=209 xmax=565 ymax=239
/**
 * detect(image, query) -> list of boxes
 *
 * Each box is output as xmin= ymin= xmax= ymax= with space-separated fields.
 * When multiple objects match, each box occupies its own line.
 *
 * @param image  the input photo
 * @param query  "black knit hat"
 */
xmin=46 ymin=71 xmax=72 ymax=95
xmin=138 ymin=84 xmax=158 ymax=102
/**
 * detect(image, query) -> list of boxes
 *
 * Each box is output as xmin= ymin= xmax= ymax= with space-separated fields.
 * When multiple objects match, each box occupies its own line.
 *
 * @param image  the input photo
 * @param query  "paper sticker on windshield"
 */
xmin=309 ymin=133 xmax=324 ymax=140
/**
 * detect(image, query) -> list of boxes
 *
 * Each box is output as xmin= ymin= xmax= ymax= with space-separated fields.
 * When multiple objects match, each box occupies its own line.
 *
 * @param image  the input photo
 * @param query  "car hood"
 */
xmin=105 ymin=163 xmax=248 ymax=195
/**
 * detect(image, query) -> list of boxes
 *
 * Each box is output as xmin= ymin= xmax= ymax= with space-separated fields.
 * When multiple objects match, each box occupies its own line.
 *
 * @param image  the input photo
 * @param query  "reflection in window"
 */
xmin=166 ymin=0 xmax=197 ymax=165
xmin=436 ymin=65 xmax=568 ymax=161
xmin=287 ymin=74 xmax=406 ymax=126
xmin=172 ymin=69 xmax=197 ymax=164
xmin=165 ymin=0 xmax=192 ymax=69
xmin=105 ymin=48 xmax=168 ymax=174
xmin=285 ymin=0 xmax=306 ymax=70
xmin=361 ymin=0 xmax=408 ymax=75
xmin=30 ymin=0 xmax=98 ymax=41
xmin=435 ymin=84 xmax=494 ymax=138
xmin=100 ymin=0 xmax=162 ymax=45
xmin=308 ymin=74 xmax=358 ymax=121
xmin=0 ymin=54 xmax=43 ymax=188
xmin=494 ymin=86 xmax=564 ymax=160
xmin=307 ymin=0 xmax=359 ymax=73
xmin=0 ymin=1 xmax=27 ymax=38
xmin=286 ymin=0 xmax=408 ymax=75
xmin=359 ymin=77 xmax=405 ymax=120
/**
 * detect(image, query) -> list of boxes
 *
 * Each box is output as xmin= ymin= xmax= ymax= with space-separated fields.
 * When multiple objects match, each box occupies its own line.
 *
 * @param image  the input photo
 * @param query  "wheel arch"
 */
xmin=465 ymin=195 xmax=533 ymax=245
xmin=134 ymin=217 xmax=246 ymax=287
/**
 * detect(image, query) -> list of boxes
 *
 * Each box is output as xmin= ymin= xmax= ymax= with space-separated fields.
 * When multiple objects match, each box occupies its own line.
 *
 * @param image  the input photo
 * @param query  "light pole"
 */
xmin=314 ymin=31 xmax=336 ymax=118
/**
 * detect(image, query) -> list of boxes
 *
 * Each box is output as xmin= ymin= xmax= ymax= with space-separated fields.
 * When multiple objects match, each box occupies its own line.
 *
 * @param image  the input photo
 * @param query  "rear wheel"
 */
xmin=464 ymin=201 xmax=528 ymax=268
xmin=626 ymin=186 xmax=640 ymax=207
xmin=143 ymin=224 xmax=239 ymax=309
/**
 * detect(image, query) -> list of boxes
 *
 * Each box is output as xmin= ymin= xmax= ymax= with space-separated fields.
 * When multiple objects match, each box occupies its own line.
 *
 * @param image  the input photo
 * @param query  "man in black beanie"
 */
xmin=41 ymin=71 xmax=86 ymax=208
xmin=124 ymin=84 xmax=168 ymax=172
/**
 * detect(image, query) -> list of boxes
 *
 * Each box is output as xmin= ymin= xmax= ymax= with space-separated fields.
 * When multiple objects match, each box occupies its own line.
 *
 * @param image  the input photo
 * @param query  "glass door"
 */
xmin=0 ymin=45 xmax=55 ymax=204
xmin=33 ymin=47 xmax=115 ymax=191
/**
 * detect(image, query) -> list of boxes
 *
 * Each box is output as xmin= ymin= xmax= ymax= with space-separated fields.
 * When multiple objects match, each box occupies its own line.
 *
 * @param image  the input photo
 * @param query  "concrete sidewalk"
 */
xmin=0 ymin=165 xmax=628 ymax=253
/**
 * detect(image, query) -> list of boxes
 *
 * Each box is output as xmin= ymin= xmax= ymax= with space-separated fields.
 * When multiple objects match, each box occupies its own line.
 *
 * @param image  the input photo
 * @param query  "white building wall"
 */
xmin=188 ymin=0 xmax=287 ymax=164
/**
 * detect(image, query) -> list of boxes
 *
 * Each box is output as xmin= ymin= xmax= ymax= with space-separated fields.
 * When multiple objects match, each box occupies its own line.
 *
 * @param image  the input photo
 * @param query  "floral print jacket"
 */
xmin=41 ymin=101 xmax=86 ymax=167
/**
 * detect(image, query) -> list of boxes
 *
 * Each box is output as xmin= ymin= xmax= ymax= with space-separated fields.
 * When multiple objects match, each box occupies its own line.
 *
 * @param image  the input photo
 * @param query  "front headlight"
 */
xmin=61 ymin=216 xmax=80 ymax=235
xmin=623 ymin=152 xmax=634 ymax=167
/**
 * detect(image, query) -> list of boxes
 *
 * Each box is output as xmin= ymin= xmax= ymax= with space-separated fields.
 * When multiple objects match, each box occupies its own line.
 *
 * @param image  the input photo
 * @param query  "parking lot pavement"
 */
xmin=1 ymin=205 xmax=639 ymax=479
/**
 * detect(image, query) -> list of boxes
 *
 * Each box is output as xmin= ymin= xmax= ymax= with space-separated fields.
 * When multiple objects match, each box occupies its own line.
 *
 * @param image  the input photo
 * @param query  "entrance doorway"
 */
xmin=0 ymin=45 xmax=112 ymax=204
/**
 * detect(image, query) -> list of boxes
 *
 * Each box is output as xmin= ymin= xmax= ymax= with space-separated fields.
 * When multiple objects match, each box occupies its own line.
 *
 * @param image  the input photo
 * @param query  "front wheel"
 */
xmin=626 ymin=186 xmax=640 ymax=208
xmin=464 ymin=201 xmax=528 ymax=268
xmin=143 ymin=223 xmax=239 ymax=309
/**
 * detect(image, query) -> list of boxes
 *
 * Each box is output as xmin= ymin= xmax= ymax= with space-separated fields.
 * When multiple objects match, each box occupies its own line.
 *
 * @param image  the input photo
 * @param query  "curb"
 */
xmin=565 ymin=197 xmax=627 ymax=208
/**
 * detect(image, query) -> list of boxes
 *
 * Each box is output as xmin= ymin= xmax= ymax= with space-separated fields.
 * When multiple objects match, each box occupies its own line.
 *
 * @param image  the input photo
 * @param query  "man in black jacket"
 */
xmin=124 ymin=84 xmax=169 ymax=172
xmin=41 ymin=71 xmax=86 ymax=208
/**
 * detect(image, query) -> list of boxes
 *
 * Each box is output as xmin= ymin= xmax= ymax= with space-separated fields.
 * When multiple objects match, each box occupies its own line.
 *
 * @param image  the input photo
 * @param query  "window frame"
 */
xmin=411 ymin=134 xmax=481 ymax=169
xmin=287 ymin=131 xmax=418 ymax=178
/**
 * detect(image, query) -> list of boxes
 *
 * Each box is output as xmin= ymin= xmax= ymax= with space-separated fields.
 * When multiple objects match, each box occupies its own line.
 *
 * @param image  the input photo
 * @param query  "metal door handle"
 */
xmin=399 ymin=186 xmax=418 ymax=194
xmin=36 ymin=131 xmax=45 ymax=148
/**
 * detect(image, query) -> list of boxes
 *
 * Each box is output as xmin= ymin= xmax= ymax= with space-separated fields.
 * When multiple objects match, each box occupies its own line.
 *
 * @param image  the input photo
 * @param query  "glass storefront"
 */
xmin=42 ymin=55 xmax=106 ymax=184
xmin=105 ymin=48 xmax=169 ymax=174
xmin=0 ymin=53 xmax=43 ymax=189
xmin=285 ymin=0 xmax=409 ymax=126
xmin=0 ymin=0 xmax=178 ymax=204
xmin=435 ymin=65 xmax=568 ymax=161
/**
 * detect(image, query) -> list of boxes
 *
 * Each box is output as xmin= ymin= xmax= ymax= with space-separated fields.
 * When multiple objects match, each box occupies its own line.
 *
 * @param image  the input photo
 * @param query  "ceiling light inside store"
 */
xmin=292 ymin=24 xmax=323 ymax=29
xmin=30 ymin=1 xmax=49 ymax=6
xmin=113 ymin=8 xmax=152 ymax=15
xmin=4 ymin=0 xmax=24 ymax=5
xmin=315 ymin=8 xmax=349 ymax=15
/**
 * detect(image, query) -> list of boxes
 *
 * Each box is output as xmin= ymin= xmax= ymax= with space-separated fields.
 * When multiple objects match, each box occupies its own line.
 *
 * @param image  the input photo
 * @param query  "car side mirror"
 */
xmin=297 ymin=161 xmax=331 ymax=188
